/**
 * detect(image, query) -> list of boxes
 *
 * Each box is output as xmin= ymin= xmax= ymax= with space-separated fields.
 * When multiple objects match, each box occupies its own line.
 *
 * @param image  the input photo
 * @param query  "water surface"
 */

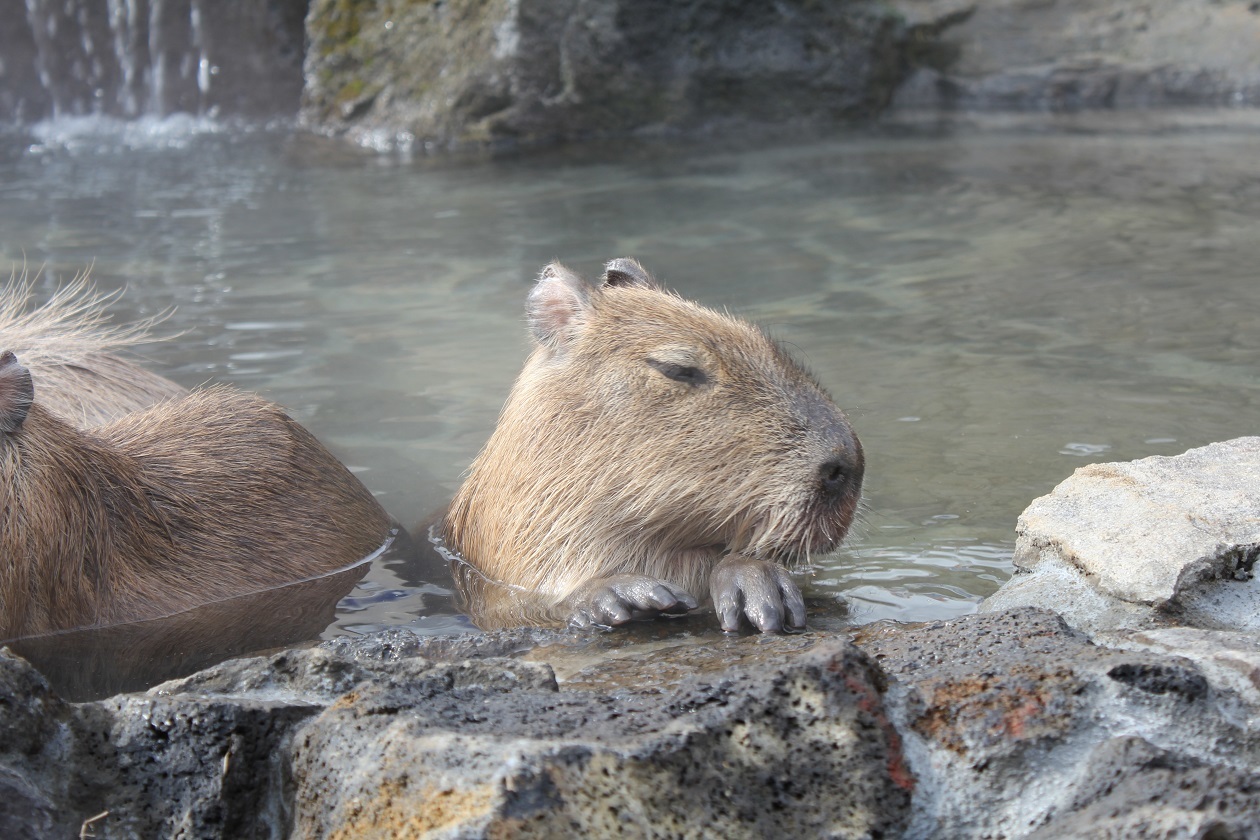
xmin=2 ymin=112 xmax=1258 ymax=682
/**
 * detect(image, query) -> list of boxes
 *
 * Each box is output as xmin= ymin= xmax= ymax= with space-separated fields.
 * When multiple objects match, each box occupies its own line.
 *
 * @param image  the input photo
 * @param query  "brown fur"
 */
xmin=0 ymin=355 xmax=391 ymax=640
xmin=0 ymin=273 xmax=187 ymax=426
xmin=443 ymin=259 xmax=863 ymax=629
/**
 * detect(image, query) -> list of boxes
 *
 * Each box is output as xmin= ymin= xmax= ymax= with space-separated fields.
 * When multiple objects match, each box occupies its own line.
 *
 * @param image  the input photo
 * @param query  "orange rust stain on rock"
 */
xmin=844 ymin=672 xmax=916 ymax=793
xmin=912 ymin=665 xmax=1080 ymax=755
xmin=327 ymin=690 xmax=361 ymax=712
xmin=326 ymin=779 xmax=498 ymax=840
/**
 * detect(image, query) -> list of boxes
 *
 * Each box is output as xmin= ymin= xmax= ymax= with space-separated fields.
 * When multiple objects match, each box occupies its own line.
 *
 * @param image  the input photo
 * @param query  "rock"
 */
xmin=854 ymin=608 xmax=1260 ymax=839
xmin=888 ymin=0 xmax=1260 ymax=110
xmin=1026 ymin=736 xmax=1260 ymax=840
xmin=0 ymin=630 xmax=910 ymax=839
xmin=301 ymin=0 xmax=918 ymax=149
xmin=0 ymin=651 xmax=76 ymax=840
xmin=983 ymin=437 xmax=1260 ymax=636
xmin=288 ymin=636 xmax=910 ymax=838
xmin=6 ymin=604 xmax=1260 ymax=838
xmin=1098 ymin=626 xmax=1260 ymax=713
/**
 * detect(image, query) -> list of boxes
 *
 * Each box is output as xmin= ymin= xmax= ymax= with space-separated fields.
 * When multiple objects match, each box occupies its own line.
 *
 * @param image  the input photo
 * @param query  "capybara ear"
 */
xmin=600 ymin=258 xmax=658 ymax=290
xmin=0 ymin=350 xmax=35 ymax=433
xmin=527 ymin=262 xmax=592 ymax=352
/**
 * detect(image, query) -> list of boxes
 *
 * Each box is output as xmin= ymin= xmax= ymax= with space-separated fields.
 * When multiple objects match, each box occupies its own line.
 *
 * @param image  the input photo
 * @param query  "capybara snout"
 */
xmin=444 ymin=257 xmax=863 ymax=633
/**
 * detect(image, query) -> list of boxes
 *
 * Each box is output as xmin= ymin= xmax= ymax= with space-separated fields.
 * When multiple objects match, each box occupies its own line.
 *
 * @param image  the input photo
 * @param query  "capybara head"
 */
xmin=444 ymin=258 xmax=863 ymax=628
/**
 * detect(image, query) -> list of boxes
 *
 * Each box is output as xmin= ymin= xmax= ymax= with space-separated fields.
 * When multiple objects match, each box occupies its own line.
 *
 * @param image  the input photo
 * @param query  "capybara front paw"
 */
xmin=710 ymin=556 xmax=806 ymax=634
xmin=565 ymin=574 xmax=698 ymax=628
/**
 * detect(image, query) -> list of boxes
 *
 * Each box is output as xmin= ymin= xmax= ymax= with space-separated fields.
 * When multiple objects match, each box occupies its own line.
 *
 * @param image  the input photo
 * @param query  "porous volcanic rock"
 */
xmin=0 ymin=629 xmax=911 ymax=839
xmin=855 ymin=608 xmax=1260 ymax=839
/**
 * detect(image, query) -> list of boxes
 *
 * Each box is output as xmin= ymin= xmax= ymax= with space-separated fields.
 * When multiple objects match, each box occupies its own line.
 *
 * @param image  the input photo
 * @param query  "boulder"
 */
xmin=0 ymin=628 xmax=911 ymax=839
xmin=983 ymin=437 xmax=1260 ymax=636
xmin=856 ymin=608 xmax=1260 ymax=839
xmin=301 ymin=0 xmax=918 ymax=149
xmin=7 ymin=606 xmax=1260 ymax=838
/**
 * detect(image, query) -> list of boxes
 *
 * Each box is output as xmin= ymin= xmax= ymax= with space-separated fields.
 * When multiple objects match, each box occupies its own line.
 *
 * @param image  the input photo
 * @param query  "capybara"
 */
xmin=0 ymin=275 xmax=187 ymax=426
xmin=0 ymin=292 xmax=392 ymax=639
xmin=442 ymin=258 xmax=864 ymax=633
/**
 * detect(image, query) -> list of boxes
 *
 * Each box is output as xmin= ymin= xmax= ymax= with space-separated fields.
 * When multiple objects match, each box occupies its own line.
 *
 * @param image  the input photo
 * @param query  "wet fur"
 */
xmin=0 ymin=284 xmax=391 ymax=639
xmin=444 ymin=260 xmax=863 ymax=628
xmin=0 ymin=272 xmax=187 ymax=426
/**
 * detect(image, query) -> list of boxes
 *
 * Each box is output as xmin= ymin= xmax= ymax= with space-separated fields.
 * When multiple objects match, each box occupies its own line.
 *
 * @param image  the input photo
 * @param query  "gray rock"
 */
xmin=983 ymin=437 xmax=1260 ymax=636
xmin=1 ymin=631 xmax=910 ymax=839
xmin=301 ymin=0 xmax=918 ymax=149
xmin=1027 ymin=736 xmax=1260 ymax=840
xmin=8 ymin=607 xmax=1260 ymax=839
xmin=854 ymin=608 xmax=1260 ymax=839
xmin=0 ymin=651 xmax=77 ymax=840
xmin=888 ymin=0 xmax=1260 ymax=111
xmin=288 ymin=636 xmax=910 ymax=838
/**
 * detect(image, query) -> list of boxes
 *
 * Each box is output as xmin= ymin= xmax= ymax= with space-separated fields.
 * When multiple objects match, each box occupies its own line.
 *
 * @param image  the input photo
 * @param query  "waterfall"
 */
xmin=2 ymin=0 xmax=308 ymax=123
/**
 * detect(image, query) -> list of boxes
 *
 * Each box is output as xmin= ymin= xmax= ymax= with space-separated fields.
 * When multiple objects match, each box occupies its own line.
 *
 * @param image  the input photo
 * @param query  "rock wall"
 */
xmin=300 ymin=0 xmax=921 ymax=149
xmin=298 ymin=0 xmax=1260 ymax=146
xmin=7 ymin=1 xmax=1260 ymax=134
xmin=6 ymin=602 xmax=1260 ymax=838
xmin=890 ymin=0 xmax=1260 ymax=110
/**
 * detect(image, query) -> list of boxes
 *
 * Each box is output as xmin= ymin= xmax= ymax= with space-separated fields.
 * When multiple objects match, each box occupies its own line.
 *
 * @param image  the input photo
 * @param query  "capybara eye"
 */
xmin=646 ymin=358 xmax=708 ymax=387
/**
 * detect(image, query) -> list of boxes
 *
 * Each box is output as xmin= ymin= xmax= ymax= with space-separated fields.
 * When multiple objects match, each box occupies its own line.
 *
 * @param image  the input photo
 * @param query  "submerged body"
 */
xmin=0 ymin=284 xmax=391 ymax=638
xmin=444 ymin=259 xmax=863 ymax=632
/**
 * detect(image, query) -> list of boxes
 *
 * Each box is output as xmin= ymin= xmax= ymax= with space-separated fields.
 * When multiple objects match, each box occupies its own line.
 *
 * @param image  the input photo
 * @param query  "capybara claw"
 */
xmin=710 ymin=555 xmax=806 ymax=635
xmin=565 ymin=574 xmax=698 ymax=628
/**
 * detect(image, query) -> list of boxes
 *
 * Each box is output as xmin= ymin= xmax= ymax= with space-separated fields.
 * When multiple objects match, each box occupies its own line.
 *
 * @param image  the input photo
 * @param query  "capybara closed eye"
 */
xmin=442 ymin=258 xmax=863 ymax=633
xmin=0 ymin=286 xmax=392 ymax=639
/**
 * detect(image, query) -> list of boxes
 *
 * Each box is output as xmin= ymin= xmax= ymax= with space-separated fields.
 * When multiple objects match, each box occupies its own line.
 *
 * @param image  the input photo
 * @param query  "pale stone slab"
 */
xmin=1012 ymin=437 xmax=1260 ymax=607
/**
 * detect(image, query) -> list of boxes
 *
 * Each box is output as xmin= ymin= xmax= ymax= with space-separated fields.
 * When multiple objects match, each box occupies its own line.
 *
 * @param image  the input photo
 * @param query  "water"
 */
xmin=2 ymin=111 xmax=1259 ymax=694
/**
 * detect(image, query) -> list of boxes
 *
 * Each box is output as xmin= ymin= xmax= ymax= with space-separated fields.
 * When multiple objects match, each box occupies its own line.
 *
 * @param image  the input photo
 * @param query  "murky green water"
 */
xmin=2 ymin=112 xmax=1258 ymax=685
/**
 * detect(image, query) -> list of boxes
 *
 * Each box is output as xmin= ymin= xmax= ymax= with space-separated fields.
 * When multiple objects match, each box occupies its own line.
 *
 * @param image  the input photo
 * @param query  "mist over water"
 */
xmin=3 ymin=112 xmax=1259 ymax=659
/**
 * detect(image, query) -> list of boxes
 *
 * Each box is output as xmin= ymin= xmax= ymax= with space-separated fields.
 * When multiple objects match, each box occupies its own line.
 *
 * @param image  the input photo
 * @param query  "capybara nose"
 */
xmin=818 ymin=452 xmax=862 ymax=500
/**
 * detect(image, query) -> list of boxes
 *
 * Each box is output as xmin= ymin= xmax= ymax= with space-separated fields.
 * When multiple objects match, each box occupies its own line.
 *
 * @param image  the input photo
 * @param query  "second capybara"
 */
xmin=442 ymin=258 xmax=864 ymax=633
xmin=0 ymin=288 xmax=392 ymax=640
xmin=0 ymin=275 xmax=188 ymax=426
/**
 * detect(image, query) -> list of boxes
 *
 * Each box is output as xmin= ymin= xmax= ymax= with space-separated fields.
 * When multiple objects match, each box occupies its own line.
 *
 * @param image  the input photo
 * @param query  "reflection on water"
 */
xmin=4 ymin=558 xmax=371 ymax=702
xmin=1 ymin=111 xmax=1259 ymax=693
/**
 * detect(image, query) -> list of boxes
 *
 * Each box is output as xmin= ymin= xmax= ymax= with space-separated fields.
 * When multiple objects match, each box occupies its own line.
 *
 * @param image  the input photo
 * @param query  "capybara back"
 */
xmin=0 ymin=346 xmax=391 ymax=639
